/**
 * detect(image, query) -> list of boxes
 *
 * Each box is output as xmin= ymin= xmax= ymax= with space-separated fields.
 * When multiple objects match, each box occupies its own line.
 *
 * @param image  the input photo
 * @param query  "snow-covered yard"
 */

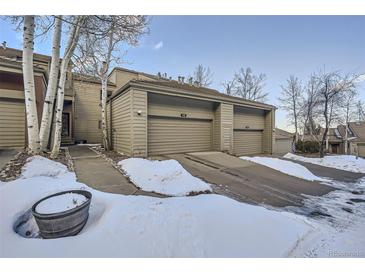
xmin=240 ymin=156 xmax=330 ymax=182
xmin=119 ymin=158 xmax=212 ymax=196
xmin=1 ymin=156 xmax=364 ymax=257
xmin=284 ymin=153 xmax=365 ymax=173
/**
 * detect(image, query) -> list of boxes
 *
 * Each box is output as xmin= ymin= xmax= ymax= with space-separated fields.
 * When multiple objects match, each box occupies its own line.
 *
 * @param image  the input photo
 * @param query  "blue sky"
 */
xmin=1 ymin=16 xmax=364 ymax=130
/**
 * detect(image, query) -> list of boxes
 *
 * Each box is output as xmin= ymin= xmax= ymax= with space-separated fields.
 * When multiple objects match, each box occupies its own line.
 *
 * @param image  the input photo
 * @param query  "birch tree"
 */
xmin=233 ymin=67 xmax=268 ymax=102
xmin=39 ymin=16 xmax=62 ymax=151
xmin=22 ymin=16 xmax=40 ymax=153
xmin=279 ymin=75 xmax=303 ymax=142
xmin=51 ymin=16 xmax=86 ymax=158
xmin=73 ymin=16 xmax=148 ymax=150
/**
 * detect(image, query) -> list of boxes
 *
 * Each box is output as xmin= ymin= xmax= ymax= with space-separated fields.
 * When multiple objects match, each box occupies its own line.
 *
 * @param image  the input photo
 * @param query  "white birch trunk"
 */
xmin=22 ymin=16 xmax=40 ymax=154
xmin=51 ymin=16 xmax=85 ymax=158
xmin=345 ymin=123 xmax=348 ymax=154
xmin=39 ymin=16 xmax=62 ymax=151
xmin=100 ymin=29 xmax=114 ymax=150
xmin=101 ymin=74 xmax=109 ymax=150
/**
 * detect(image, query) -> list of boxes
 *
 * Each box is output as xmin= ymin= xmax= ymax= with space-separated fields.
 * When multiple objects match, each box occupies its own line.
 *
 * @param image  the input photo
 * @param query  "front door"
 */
xmin=62 ymin=113 xmax=70 ymax=137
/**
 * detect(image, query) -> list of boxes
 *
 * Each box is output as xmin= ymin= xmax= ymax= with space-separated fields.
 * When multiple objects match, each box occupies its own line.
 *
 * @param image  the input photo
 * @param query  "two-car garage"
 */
xmin=108 ymin=80 xmax=275 ymax=157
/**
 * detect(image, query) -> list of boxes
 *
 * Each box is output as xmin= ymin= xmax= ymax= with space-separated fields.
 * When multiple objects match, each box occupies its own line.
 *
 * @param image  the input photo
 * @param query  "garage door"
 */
xmin=274 ymin=139 xmax=292 ymax=154
xmin=233 ymin=130 xmax=263 ymax=156
xmin=358 ymin=144 xmax=365 ymax=157
xmin=0 ymin=100 xmax=25 ymax=148
xmin=148 ymin=116 xmax=212 ymax=156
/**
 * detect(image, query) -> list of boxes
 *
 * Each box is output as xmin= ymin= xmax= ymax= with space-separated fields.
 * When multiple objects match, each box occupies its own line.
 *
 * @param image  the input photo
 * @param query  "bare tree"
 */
xmin=356 ymin=100 xmax=365 ymax=121
xmin=51 ymin=16 xmax=86 ymax=158
xmin=233 ymin=67 xmax=268 ymax=102
xmin=22 ymin=16 xmax=40 ymax=153
xmin=191 ymin=64 xmax=213 ymax=87
xmin=301 ymin=75 xmax=321 ymax=139
xmin=74 ymin=16 xmax=149 ymax=150
xmin=222 ymin=79 xmax=236 ymax=95
xmin=39 ymin=16 xmax=62 ymax=151
xmin=279 ymin=75 xmax=303 ymax=142
xmin=316 ymin=71 xmax=359 ymax=157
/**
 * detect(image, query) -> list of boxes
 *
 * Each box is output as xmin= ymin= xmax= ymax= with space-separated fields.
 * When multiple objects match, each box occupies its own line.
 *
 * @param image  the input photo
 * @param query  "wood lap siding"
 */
xmin=148 ymin=93 xmax=214 ymax=120
xmin=220 ymin=104 xmax=233 ymax=152
xmin=233 ymin=107 xmax=265 ymax=130
xmin=74 ymin=80 xmax=102 ymax=143
xmin=111 ymin=91 xmax=132 ymax=155
xmin=131 ymin=90 xmax=147 ymax=157
xmin=0 ymin=100 xmax=25 ymax=148
xmin=263 ymin=110 xmax=274 ymax=154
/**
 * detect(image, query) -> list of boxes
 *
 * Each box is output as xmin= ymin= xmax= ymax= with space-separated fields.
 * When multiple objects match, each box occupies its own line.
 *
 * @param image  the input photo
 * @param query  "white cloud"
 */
xmin=153 ymin=41 xmax=163 ymax=50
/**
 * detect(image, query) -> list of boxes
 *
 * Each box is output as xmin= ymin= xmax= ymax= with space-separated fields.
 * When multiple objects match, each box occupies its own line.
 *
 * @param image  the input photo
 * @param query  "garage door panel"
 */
xmin=274 ymin=139 xmax=292 ymax=154
xmin=233 ymin=130 xmax=263 ymax=156
xmin=148 ymin=117 xmax=212 ymax=156
xmin=0 ymin=100 xmax=25 ymax=148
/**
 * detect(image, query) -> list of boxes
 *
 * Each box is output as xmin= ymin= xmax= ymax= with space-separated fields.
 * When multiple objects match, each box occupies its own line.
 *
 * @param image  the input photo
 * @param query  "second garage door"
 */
xmin=233 ymin=130 xmax=263 ymax=156
xmin=274 ymin=139 xmax=292 ymax=154
xmin=148 ymin=116 xmax=212 ymax=156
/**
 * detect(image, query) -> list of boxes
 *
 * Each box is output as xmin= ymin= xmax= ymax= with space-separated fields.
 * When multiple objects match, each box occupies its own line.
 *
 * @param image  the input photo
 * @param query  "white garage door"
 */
xmin=274 ymin=139 xmax=292 ymax=154
xmin=148 ymin=116 xmax=212 ymax=156
xmin=233 ymin=130 xmax=263 ymax=156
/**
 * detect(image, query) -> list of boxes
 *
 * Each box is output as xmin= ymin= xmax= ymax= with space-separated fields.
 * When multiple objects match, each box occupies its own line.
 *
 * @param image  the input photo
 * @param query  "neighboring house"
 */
xmin=338 ymin=122 xmax=365 ymax=157
xmin=274 ymin=128 xmax=293 ymax=154
xmin=0 ymin=47 xmax=276 ymax=157
xmin=301 ymin=122 xmax=365 ymax=157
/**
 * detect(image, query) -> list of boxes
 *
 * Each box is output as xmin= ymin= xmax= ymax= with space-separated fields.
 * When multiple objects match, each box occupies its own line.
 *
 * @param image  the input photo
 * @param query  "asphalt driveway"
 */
xmin=166 ymin=152 xmax=335 ymax=208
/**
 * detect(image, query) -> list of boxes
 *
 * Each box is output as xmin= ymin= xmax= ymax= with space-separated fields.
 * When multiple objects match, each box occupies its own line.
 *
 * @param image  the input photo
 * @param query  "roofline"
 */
xmin=108 ymin=66 xmax=158 ymax=80
xmin=73 ymin=74 xmax=116 ymax=87
xmin=0 ymin=47 xmax=51 ymax=62
xmin=109 ymin=80 xmax=276 ymax=110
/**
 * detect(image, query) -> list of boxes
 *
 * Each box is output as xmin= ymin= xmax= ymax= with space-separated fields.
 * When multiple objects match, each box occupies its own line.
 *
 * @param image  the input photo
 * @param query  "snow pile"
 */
xmin=21 ymin=156 xmax=75 ymax=180
xmin=119 ymin=158 xmax=212 ymax=196
xmin=35 ymin=193 xmax=88 ymax=214
xmin=284 ymin=153 xmax=365 ymax=173
xmin=0 ymin=156 xmax=314 ymax=258
xmin=240 ymin=156 xmax=330 ymax=182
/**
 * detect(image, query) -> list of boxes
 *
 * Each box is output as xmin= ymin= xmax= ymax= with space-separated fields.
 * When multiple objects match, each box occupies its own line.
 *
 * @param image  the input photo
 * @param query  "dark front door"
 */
xmin=332 ymin=144 xmax=338 ymax=154
xmin=62 ymin=113 xmax=70 ymax=137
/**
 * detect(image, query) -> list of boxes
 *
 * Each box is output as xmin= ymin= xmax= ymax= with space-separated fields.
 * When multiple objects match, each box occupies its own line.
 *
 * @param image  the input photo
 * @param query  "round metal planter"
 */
xmin=31 ymin=190 xmax=92 ymax=239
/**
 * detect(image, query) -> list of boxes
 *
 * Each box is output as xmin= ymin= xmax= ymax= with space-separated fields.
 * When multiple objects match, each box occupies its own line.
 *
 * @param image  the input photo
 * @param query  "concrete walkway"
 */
xmin=68 ymin=146 xmax=164 ymax=197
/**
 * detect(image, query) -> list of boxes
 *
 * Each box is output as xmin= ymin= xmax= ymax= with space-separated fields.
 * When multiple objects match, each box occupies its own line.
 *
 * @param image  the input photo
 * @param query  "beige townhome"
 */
xmin=0 ymin=47 xmax=276 ymax=157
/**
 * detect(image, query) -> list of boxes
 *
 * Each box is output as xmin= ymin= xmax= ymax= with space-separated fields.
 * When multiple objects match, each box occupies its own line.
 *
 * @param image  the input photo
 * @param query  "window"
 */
xmin=98 ymin=120 xmax=102 ymax=129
